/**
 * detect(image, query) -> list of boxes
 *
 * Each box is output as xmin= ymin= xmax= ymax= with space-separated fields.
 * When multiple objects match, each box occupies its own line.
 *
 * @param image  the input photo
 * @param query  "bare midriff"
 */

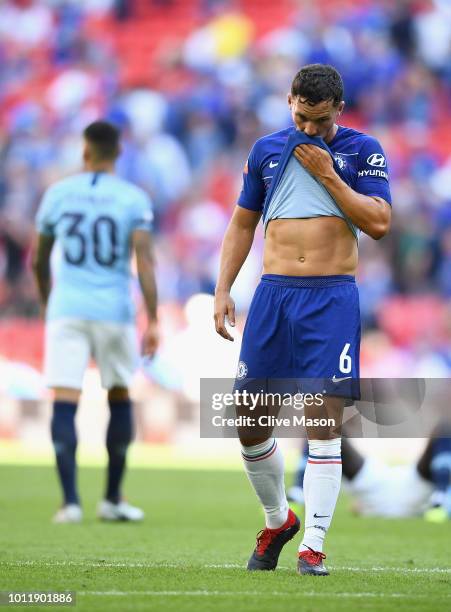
xmin=263 ymin=217 xmax=358 ymax=277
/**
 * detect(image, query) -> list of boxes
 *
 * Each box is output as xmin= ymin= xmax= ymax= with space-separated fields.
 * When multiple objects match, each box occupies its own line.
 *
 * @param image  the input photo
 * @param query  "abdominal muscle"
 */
xmin=263 ymin=216 xmax=358 ymax=277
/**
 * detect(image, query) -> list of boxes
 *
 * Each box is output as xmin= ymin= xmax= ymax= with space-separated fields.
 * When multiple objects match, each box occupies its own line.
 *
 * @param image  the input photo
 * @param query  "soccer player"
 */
xmin=288 ymin=436 xmax=450 ymax=519
xmin=214 ymin=65 xmax=392 ymax=575
xmin=32 ymin=121 xmax=158 ymax=523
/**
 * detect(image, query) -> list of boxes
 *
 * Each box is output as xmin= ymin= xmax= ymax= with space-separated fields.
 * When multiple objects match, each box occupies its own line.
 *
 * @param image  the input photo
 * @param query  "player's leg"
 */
xmin=240 ymin=428 xmax=300 ymax=570
xmin=292 ymin=276 xmax=360 ymax=575
xmin=93 ymin=322 xmax=143 ymax=521
xmin=419 ymin=424 xmax=451 ymax=522
xmin=236 ymin=280 xmax=301 ymax=570
xmin=302 ymin=425 xmax=365 ymax=551
xmin=45 ymin=319 xmax=90 ymax=523
xmin=288 ymin=437 xmax=364 ymax=507
xmin=239 ymin=418 xmax=289 ymax=532
xmin=51 ymin=387 xmax=82 ymax=522
xmin=239 ymin=393 xmax=300 ymax=571
xmin=341 ymin=438 xmax=365 ymax=480
xmin=297 ymin=397 xmax=344 ymax=576
xmin=287 ymin=442 xmax=308 ymax=505
xmin=105 ymin=385 xmax=133 ymax=504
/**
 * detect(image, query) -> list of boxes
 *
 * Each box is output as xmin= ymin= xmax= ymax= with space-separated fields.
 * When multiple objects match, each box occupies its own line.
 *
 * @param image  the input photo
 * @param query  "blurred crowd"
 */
xmin=0 ymin=0 xmax=450 ymax=376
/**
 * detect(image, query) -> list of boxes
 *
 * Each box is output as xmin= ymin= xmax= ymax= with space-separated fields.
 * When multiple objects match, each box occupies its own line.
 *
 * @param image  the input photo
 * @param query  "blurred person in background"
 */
xmin=0 ymin=0 xmax=450 ymax=358
xmin=0 ymin=0 xmax=449 ymax=504
xmin=214 ymin=63 xmax=391 ymax=576
xmin=288 ymin=427 xmax=451 ymax=523
xmin=32 ymin=120 xmax=159 ymax=523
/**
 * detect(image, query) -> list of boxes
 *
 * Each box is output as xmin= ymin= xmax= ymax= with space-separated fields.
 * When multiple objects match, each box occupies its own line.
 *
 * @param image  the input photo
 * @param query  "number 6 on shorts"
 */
xmin=339 ymin=343 xmax=352 ymax=374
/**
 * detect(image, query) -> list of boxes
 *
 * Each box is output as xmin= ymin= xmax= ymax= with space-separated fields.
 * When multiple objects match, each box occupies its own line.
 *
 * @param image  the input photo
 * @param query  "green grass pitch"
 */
xmin=0 ymin=464 xmax=450 ymax=611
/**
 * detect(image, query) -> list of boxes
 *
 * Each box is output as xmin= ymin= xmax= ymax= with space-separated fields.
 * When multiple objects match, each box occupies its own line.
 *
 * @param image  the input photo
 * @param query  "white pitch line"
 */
xmin=78 ymin=590 xmax=450 ymax=599
xmin=2 ymin=560 xmax=450 ymax=574
xmin=335 ymin=566 xmax=451 ymax=574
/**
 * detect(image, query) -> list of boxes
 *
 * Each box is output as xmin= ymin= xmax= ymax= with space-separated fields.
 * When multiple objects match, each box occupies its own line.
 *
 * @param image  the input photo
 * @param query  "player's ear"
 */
xmin=337 ymin=101 xmax=345 ymax=116
xmin=287 ymin=93 xmax=293 ymax=108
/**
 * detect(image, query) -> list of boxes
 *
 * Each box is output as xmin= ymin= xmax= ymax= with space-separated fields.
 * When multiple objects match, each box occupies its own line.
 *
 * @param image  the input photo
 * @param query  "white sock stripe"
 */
xmin=241 ymin=437 xmax=275 ymax=454
xmin=241 ymin=438 xmax=276 ymax=459
xmin=241 ymin=439 xmax=277 ymax=461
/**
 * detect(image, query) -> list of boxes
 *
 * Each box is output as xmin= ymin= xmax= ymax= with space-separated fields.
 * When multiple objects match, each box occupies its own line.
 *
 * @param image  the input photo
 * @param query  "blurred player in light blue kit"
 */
xmin=32 ymin=121 xmax=159 ymax=523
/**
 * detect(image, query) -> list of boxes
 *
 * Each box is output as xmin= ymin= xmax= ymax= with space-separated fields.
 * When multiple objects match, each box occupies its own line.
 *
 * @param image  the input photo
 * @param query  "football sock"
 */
xmin=241 ymin=438 xmax=289 ymax=529
xmin=106 ymin=399 xmax=133 ymax=504
xmin=51 ymin=401 xmax=79 ymax=505
xmin=300 ymin=438 xmax=342 ymax=553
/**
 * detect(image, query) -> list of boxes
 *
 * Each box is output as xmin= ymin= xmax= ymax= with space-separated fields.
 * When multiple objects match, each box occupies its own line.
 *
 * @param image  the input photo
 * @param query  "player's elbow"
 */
xmin=368 ymin=222 xmax=389 ymax=240
xmin=366 ymin=199 xmax=391 ymax=240
xmin=367 ymin=227 xmax=387 ymax=240
xmin=367 ymin=215 xmax=391 ymax=240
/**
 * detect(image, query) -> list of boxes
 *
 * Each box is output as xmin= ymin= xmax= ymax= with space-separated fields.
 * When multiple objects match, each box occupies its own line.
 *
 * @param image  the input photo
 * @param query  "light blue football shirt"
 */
xmin=238 ymin=125 xmax=391 ymax=240
xmin=36 ymin=172 xmax=153 ymax=323
xmin=263 ymin=156 xmax=359 ymax=239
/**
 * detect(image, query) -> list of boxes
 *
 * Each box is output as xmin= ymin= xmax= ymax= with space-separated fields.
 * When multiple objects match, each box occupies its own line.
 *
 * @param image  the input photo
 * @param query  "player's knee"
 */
xmin=108 ymin=386 xmax=130 ymax=402
xmin=239 ymin=435 xmax=272 ymax=447
xmin=306 ymin=428 xmax=340 ymax=441
xmin=53 ymin=387 xmax=80 ymax=403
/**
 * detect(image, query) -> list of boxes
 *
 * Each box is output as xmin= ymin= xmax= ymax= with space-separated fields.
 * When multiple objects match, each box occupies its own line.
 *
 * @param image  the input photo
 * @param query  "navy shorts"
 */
xmin=236 ymin=274 xmax=361 ymax=398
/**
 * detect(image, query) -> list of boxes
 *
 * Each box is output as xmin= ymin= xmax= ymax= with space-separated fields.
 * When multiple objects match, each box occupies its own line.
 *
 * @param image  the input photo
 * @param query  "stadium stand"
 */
xmin=0 ymin=0 xmax=450 ymax=377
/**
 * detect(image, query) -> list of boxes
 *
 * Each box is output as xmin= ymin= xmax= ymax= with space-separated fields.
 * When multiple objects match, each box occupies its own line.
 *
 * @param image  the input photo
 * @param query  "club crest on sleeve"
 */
xmin=237 ymin=360 xmax=248 ymax=379
xmin=334 ymin=155 xmax=346 ymax=170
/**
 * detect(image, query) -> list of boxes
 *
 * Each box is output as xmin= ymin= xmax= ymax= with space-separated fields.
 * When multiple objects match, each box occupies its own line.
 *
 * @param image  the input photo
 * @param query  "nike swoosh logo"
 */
xmin=313 ymin=513 xmax=330 ymax=518
xmin=332 ymin=375 xmax=352 ymax=383
xmin=269 ymin=161 xmax=278 ymax=168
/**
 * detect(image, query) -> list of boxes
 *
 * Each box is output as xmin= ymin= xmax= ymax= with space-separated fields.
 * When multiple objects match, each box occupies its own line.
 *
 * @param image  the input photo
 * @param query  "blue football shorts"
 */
xmin=236 ymin=274 xmax=361 ymax=399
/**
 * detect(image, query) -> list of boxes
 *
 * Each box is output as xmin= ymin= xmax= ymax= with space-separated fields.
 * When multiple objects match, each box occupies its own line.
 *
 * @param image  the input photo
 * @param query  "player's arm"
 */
xmin=214 ymin=206 xmax=261 ymax=341
xmin=32 ymin=232 xmax=55 ymax=314
xmin=132 ymin=229 xmax=159 ymax=356
xmin=33 ymin=185 xmax=58 ymax=314
xmin=294 ymin=144 xmax=391 ymax=240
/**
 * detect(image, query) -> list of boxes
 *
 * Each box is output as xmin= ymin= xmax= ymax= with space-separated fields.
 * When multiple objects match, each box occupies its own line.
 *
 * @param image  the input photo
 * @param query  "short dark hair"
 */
xmin=83 ymin=120 xmax=120 ymax=160
xmin=291 ymin=64 xmax=344 ymax=106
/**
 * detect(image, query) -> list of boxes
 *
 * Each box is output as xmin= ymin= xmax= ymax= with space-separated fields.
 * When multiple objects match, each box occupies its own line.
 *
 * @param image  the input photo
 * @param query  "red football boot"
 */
xmin=297 ymin=547 xmax=329 ymax=576
xmin=247 ymin=509 xmax=300 ymax=571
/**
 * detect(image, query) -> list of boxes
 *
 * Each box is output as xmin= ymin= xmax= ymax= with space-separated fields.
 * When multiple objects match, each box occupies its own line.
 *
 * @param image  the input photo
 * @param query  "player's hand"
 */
xmin=294 ymin=144 xmax=335 ymax=182
xmin=214 ymin=290 xmax=235 ymax=341
xmin=142 ymin=320 xmax=159 ymax=357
